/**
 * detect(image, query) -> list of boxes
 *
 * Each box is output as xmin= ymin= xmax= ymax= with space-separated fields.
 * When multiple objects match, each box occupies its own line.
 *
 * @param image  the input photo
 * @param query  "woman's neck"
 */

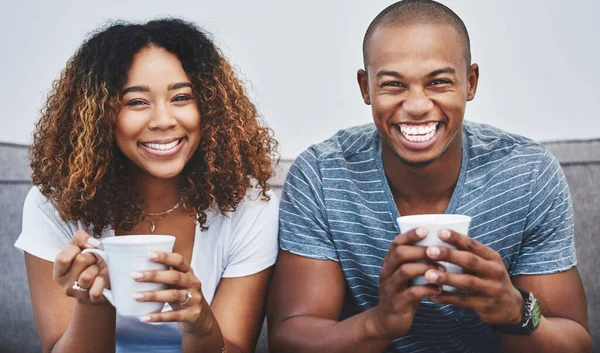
xmin=130 ymin=168 xmax=183 ymax=213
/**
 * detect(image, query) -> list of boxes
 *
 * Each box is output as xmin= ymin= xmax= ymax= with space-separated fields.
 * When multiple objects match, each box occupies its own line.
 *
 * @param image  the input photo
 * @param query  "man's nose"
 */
xmin=402 ymin=88 xmax=434 ymax=118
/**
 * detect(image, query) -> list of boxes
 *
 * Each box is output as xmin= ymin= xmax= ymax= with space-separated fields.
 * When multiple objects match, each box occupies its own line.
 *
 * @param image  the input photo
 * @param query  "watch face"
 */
xmin=531 ymin=299 xmax=542 ymax=328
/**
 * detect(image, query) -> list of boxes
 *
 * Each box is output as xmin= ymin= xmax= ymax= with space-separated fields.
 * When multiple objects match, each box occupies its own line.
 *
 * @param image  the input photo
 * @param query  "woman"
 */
xmin=15 ymin=19 xmax=279 ymax=353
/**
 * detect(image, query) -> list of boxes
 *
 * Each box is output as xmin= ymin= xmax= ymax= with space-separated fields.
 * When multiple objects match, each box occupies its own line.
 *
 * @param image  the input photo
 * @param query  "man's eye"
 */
xmin=382 ymin=81 xmax=403 ymax=87
xmin=429 ymin=79 xmax=451 ymax=86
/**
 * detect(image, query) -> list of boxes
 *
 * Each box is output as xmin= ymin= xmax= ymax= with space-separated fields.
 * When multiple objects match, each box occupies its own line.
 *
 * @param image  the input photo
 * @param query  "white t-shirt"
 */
xmin=15 ymin=186 xmax=279 ymax=353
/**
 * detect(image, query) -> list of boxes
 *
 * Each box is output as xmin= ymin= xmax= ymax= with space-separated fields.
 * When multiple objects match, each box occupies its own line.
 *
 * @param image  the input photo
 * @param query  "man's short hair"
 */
xmin=362 ymin=0 xmax=471 ymax=70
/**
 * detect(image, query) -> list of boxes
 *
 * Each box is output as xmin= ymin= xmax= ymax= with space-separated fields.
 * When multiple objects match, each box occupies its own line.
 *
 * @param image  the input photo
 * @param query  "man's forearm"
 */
xmin=500 ymin=316 xmax=592 ymax=353
xmin=270 ymin=308 xmax=396 ymax=353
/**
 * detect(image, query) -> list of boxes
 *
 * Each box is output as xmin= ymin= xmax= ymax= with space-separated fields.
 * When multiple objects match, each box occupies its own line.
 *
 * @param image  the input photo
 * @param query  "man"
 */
xmin=267 ymin=0 xmax=592 ymax=352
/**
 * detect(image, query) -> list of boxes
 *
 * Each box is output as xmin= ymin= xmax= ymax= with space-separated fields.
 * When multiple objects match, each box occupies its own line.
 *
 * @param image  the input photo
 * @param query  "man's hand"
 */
xmin=422 ymin=229 xmax=524 ymax=326
xmin=369 ymin=227 xmax=445 ymax=339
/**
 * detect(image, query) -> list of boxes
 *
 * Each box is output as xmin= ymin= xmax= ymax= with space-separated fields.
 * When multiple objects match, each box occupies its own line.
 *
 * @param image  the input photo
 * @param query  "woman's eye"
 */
xmin=173 ymin=95 xmax=192 ymax=102
xmin=126 ymin=100 xmax=147 ymax=106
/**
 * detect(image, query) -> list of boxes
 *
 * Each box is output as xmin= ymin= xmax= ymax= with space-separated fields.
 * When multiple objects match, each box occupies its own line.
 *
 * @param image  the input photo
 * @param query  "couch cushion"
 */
xmin=0 ymin=143 xmax=40 ymax=353
xmin=2 ymin=139 xmax=599 ymax=353
xmin=544 ymin=139 xmax=600 ymax=352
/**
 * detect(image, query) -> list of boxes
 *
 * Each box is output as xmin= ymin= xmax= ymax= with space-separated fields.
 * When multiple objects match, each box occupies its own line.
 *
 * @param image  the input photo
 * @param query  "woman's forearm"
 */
xmin=182 ymin=326 xmax=243 ymax=353
xmin=50 ymin=303 xmax=116 ymax=353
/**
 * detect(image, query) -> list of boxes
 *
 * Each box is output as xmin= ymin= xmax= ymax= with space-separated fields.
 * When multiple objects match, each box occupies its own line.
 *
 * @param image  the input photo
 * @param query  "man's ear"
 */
xmin=357 ymin=69 xmax=371 ymax=105
xmin=467 ymin=63 xmax=479 ymax=101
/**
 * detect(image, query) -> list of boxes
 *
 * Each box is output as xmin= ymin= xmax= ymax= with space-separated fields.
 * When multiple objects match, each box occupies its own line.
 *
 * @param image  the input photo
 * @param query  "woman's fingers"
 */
xmin=53 ymin=244 xmax=84 ymax=279
xmin=133 ymin=288 xmax=198 ymax=307
xmin=134 ymin=269 xmax=197 ymax=288
xmin=53 ymin=230 xmax=99 ymax=279
xmin=88 ymin=276 xmax=107 ymax=304
xmin=77 ymin=264 xmax=100 ymax=290
xmin=148 ymin=251 xmax=190 ymax=273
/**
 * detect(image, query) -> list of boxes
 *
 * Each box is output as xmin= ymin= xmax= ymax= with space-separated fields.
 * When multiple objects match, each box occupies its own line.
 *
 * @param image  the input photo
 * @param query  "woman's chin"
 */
xmin=141 ymin=163 xmax=186 ymax=181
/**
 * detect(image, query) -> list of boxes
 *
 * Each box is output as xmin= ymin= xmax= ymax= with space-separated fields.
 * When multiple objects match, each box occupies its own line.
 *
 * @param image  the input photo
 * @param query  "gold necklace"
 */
xmin=143 ymin=197 xmax=183 ymax=233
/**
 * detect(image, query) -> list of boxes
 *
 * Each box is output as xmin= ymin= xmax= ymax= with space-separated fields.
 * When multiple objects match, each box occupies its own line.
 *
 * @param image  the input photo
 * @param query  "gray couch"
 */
xmin=1 ymin=139 xmax=598 ymax=353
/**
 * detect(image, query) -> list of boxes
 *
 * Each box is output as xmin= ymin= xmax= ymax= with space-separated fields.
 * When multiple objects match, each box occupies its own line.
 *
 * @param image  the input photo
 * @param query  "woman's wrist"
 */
xmin=181 ymin=329 xmax=225 ymax=353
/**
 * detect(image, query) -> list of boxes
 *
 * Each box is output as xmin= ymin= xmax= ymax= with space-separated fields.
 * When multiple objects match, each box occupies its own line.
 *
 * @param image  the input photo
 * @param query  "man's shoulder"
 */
xmin=298 ymin=123 xmax=378 ymax=166
xmin=464 ymin=121 xmax=550 ymax=164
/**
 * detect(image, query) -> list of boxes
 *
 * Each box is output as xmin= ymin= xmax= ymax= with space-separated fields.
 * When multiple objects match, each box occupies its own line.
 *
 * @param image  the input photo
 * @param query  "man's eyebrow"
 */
xmin=121 ymin=85 xmax=150 ymax=95
xmin=168 ymin=82 xmax=193 ymax=91
xmin=376 ymin=70 xmax=404 ymax=79
xmin=428 ymin=67 xmax=456 ymax=77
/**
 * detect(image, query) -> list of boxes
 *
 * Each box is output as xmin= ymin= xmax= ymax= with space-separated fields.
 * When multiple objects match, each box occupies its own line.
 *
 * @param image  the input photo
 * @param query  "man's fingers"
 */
xmin=437 ymin=230 xmax=500 ymax=261
xmin=429 ymin=292 xmax=501 ymax=320
xmin=388 ymin=262 xmax=439 ymax=289
xmin=403 ymin=283 xmax=443 ymax=302
xmin=392 ymin=227 xmax=428 ymax=247
xmin=425 ymin=246 xmax=503 ymax=277
xmin=381 ymin=228 xmax=429 ymax=278
xmin=423 ymin=270 xmax=491 ymax=294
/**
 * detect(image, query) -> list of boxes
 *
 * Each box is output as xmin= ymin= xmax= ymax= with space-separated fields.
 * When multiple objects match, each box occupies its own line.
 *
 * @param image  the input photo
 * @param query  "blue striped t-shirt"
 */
xmin=279 ymin=121 xmax=576 ymax=353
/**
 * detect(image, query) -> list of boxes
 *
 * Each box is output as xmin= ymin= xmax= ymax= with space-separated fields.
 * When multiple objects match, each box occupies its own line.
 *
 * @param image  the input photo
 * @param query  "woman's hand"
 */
xmin=53 ymin=230 xmax=110 ymax=305
xmin=133 ymin=251 xmax=216 ymax=336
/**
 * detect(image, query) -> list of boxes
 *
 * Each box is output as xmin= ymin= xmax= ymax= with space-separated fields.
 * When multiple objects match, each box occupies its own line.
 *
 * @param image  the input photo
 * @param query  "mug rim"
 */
xmin=397 ymin=214 xmax=471 ymax=225
xmin=102 ymin=235 xmax=175 ymax=245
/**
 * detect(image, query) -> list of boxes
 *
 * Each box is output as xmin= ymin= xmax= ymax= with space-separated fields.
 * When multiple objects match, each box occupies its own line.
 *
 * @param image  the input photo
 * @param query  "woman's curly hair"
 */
xmin=30 ymin=19 xmax=278 ymax=236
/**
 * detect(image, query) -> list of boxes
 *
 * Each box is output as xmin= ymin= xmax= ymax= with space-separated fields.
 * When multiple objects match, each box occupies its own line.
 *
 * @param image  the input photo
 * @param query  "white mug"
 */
xmin=82 ymin=235 xmax=176 ymax=316
xmin=397 ymin=214 xmax=471 ymax=292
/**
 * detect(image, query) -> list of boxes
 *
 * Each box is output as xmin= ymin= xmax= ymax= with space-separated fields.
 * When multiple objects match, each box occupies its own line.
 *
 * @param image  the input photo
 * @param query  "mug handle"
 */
xmin=81 ymin=248 xmax=115 ymax=307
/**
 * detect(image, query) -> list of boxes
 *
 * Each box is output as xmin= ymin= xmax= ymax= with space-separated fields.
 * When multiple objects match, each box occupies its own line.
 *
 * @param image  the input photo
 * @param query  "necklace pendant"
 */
xmin=150 ymin=222 xmax=156 ymax=233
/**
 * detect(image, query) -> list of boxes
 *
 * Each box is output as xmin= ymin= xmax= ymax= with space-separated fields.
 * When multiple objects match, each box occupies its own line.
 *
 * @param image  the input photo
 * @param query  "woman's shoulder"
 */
xmin=237 ymin=185 xmax=279 ymax=217
xmin=204 ymin=184 xmax=279 ymax=228
xmin=22 ymin=186 xmax=91 ymax=236
xmin=16 ymin=187 xmax=81 ymax=261
xmin=23 ymin=186 xmax=57 ymax=217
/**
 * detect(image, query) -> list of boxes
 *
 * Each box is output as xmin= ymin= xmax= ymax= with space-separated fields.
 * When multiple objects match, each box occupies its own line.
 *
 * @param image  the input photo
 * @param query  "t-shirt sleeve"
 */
xmin=14 ymin=187 xmax=77 ymax=262
xmin=278 ymin=148 xmax=338 ymax=262
xmin=221 ymin=189 xmax=280 ymax=278
xmin=511 ymin=151 xmax=577 ymax=275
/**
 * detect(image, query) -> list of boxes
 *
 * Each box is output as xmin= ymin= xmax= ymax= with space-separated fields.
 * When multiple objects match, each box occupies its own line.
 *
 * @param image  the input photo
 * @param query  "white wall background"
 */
xmin=1 ymin=0 xmax=598 ymax=159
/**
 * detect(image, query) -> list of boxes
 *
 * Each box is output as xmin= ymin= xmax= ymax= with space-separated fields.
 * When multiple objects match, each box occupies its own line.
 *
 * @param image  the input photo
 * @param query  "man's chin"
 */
xmin=399 ymin=157 xmax=437 ymax=168
xmin=395 ymin=150 xmax=441 ymax=168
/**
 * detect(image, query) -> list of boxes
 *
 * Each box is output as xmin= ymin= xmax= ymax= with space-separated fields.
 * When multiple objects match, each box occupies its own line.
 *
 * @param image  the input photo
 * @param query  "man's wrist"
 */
xmin=363 ymin=308 xmax=384 ymax=339
xmin=362 ymin=307 xmax=403 ymax=342
xmin=510 ymin=287 xmax=526 ymax=325
xmin=494 ymin=287 xmax=542 ymax=335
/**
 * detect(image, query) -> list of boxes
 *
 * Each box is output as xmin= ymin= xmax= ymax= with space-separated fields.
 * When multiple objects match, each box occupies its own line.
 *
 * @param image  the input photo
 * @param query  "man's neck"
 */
xmin=382 ymin=134 xmax=463 ymax=213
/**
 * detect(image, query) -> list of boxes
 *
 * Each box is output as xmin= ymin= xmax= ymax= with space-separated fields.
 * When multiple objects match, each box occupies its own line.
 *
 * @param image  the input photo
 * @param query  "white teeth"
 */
xmin=399 ymin=122 xmax=438 ymax=143
xmin=143 ymin=140 xmax=180 ymax=151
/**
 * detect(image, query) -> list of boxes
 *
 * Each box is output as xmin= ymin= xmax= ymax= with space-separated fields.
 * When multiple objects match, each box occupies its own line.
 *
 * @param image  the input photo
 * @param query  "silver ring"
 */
xmin=180 ymin=290 xmax=192 ymax=306
xmin=72 ymin=281 xmax=88 ymax=292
